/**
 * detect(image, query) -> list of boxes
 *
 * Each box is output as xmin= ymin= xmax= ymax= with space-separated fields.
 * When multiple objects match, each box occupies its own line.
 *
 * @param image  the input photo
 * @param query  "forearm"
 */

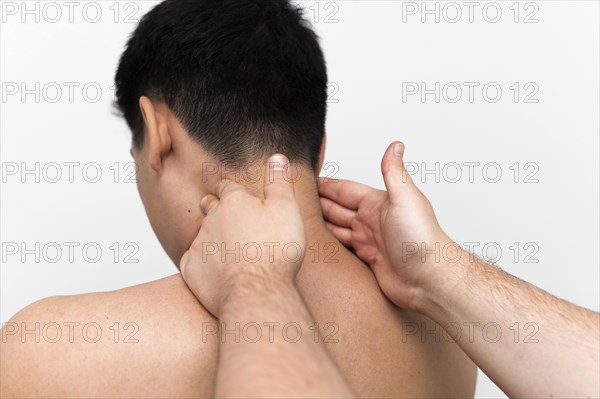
xmin=415 ymin=248 xmax=599 ymax=398
xmin=214 ymin=273 xmax=354 ymax=398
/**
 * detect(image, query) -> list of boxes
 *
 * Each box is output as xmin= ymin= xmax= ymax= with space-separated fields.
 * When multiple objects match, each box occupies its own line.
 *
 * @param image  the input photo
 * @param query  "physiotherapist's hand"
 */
xmin=318 ymin=141 xmax=456 ymax=311
xmin=179 ymin=154 xmax=306 ymax=317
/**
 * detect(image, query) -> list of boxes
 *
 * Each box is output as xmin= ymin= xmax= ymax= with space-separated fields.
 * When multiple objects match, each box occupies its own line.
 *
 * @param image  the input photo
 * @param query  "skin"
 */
xmin=0 ymin=98 xmax=476 ymax=398
xmin=180 ymin=155 xmax=354 ymax=397
xmin=319 ymin=141 xmax=600 ymax=398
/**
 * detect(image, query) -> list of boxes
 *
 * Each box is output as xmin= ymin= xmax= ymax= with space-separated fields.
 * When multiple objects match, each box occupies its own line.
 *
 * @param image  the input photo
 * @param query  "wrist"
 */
xmin=411 ymin=242 xmax=471 ymax=318
xmin=227 ymin=263 xmax=297 ymax=289
xmin=219 ymin=267 xmax=298 ymax=316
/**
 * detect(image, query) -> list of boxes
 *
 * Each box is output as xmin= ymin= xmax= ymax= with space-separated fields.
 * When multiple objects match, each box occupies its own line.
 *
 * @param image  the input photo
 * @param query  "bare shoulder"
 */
xmin=0 ymin=274 xmax=218 ymax=398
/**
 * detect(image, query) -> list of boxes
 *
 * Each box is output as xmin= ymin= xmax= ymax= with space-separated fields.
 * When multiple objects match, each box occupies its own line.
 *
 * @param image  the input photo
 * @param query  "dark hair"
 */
xmin=114 ymin=0 xmax=328 ymax=169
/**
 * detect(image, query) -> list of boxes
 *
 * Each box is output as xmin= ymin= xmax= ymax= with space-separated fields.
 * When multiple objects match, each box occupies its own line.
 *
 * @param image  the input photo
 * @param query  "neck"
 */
xmin=238 ymin=164 xmax=343 ymax=264
xmin=292 ymin=173 xmax=352 ymax=268
xmin=211 ymin=161 xmax=330 ymax=236
xmin=190 ymin=156 xmax=347 ymax=266
xmin=294 ymin=174 xmax=329 ymax=235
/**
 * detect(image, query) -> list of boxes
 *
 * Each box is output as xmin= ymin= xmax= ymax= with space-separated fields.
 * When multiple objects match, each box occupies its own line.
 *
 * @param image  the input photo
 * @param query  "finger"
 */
xmin=317 ymin=177 xmax=374 ymax=211
xmin=200 ymin=194 xmax=219 ymax=215
xmin=380 ymin=141 xmax=417 ymax=205
xmin=325 ymin=221 xmax=353 ymax=247
xmin=216 ymin=179 xmax=247 ymax=199
xmin=320 ymin=197 xmax=356 ymax=228
xmin=263 ymin=154 xmax=295 ymax=201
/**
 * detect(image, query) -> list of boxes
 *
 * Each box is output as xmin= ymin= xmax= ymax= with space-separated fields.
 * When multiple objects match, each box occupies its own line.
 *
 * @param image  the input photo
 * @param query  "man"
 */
xmin=0 ymin=0 xmax=476 ymax=397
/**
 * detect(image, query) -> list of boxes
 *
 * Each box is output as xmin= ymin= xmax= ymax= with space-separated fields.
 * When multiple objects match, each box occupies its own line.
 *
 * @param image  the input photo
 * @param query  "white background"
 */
xmin=1 ymin=1 xmax=598 ymax=397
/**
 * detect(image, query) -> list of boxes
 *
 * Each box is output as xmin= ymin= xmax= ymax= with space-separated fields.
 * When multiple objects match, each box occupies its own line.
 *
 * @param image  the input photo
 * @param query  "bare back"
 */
xmin=1 ymin=246 xmax=476 ymax=398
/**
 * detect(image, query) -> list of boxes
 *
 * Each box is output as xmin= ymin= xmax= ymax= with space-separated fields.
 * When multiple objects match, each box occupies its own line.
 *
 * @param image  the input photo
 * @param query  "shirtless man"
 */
xmin=0 ymin=0 xmax=476 ymax=397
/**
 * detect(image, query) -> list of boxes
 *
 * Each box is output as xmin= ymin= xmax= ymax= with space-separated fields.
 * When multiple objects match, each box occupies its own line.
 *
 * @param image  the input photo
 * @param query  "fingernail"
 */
xmin=269 ymin=154 xmax=288 ymax=171
xmin=393 ymin=142 xmax=404 ymax=157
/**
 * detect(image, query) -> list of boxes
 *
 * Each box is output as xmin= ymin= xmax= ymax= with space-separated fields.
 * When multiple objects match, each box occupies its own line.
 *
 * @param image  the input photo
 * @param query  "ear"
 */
xmin=316 ymin=131 xmax=327 ymax=174
xmin=139 ymin=96 xmax=172 ymax=173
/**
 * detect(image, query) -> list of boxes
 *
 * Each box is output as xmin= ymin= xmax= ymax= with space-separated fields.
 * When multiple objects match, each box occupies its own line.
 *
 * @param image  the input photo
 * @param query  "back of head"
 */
xmin=114 ymin=0 xmax=328 ymax=169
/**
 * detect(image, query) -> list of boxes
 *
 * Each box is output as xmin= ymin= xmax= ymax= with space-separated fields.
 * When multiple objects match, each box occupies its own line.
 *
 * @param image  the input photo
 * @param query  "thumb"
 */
xmin=381 ymin=141 xmax=416 ymax=204
xmin=263 ymin=154 xmax=295 ymax=201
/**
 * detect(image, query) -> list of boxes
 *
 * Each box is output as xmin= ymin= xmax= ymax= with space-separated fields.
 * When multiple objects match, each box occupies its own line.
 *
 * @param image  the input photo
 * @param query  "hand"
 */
xmin=180 ymin=154 xmax=306 ymax=317
xmin=318 ymin=142 xmax=455 ymax=311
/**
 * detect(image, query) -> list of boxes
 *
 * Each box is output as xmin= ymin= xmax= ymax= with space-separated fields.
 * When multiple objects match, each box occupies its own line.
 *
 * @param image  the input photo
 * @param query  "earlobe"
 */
xmin=139 ymin=96 xmax=172 ymax=174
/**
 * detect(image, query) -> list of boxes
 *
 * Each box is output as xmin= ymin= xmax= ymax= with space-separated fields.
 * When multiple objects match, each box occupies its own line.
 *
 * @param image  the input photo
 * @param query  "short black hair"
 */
xmin=114 ymin=0 xmax=328 ymax=169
